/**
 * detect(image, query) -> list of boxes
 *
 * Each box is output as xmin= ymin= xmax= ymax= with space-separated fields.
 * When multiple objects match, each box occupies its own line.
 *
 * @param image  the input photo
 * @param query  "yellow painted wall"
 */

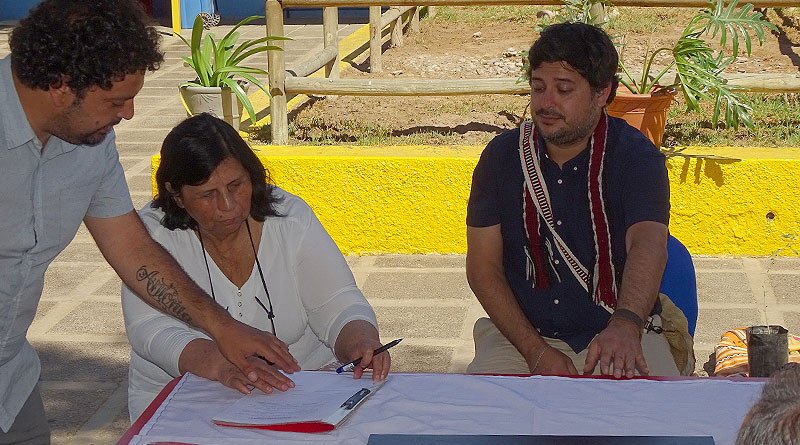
xmin=666 ymin=147 xmax=800 ymax=257
xmin=151 ymin=145 xmax=800 ymax=256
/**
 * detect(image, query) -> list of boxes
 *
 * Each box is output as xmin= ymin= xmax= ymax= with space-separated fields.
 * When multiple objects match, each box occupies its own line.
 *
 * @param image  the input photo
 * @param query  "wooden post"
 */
xmin=369 ymin=6 xmax=382 ymax=73
xmin=588 ymin=1 xmax=606 ymax=24
xmin=323 ymin=7 xmax=340 ymax=79
xmin=410 ymin=6 xmax=420 ymax=33
xmin=390 ymin=7 xmax=404 ymax=47
xmin=427 ymin=6 xmax=437 ymax=18
xmin=266 ymin=0 xmax=288 ymax=144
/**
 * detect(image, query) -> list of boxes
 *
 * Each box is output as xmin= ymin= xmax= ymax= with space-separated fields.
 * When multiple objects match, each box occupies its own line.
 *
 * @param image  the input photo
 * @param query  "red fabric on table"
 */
xmin=117 ymin=375 xmax=183 ymax=445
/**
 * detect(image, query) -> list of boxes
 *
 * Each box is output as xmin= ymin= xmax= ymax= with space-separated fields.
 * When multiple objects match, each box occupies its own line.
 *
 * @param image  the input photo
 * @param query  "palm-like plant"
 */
xmin=618 ymin=0 xmax=777 ymax=129
xmin=178 ymin=14 xmax=290 ymax=124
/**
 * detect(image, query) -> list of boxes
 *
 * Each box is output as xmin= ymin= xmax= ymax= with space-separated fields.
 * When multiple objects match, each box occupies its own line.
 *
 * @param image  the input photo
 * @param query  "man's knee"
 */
xmin=467 ymin=318 xmax=530 ymax=374
xmin=641 ymin=319 xmax=681 ymax=376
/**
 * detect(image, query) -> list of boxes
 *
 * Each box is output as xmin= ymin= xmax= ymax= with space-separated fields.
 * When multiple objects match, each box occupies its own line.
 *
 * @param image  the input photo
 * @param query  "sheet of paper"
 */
xmin=213 ymin=371 xmax=381 ymax=425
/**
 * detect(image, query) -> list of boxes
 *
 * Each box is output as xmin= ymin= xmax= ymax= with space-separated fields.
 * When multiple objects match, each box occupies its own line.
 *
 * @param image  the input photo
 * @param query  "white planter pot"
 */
xmin=178 ymin=81 xmax=250 ymax=128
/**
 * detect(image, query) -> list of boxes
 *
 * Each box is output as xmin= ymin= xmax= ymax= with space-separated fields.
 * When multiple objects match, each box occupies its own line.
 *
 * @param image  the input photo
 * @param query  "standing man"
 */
xmin=465 ymin=23 xmax=679 ymax=378
xmin=1 ymin=1 xmax=298 ymax=442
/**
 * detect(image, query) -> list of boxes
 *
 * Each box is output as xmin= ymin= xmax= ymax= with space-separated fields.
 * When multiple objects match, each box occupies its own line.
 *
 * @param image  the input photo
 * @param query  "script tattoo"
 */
xmin=136 ymin=266 xmax=192 ymax=323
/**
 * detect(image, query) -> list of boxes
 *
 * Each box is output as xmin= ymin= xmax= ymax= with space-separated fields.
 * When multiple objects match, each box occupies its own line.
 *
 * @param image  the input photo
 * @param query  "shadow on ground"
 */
xmin=34 ymin=341 xmax=131 ymax=442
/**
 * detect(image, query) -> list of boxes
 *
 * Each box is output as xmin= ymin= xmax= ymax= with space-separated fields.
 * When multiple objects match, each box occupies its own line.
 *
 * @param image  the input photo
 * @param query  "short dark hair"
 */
xmin=10 ymin=0 xmax=163 ymax=98
xmin=527 ymin=22 xmax=619 ymax=105
xmin=154 ymin=114 xmax=282 ymax=230
xmin=736 ymin=363 xmax=800 ymax=445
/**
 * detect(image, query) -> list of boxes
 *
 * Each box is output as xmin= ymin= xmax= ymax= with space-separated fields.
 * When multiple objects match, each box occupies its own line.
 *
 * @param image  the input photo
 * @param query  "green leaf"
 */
xmin=190 ymin=15 xmax=210 ymax=86
xmin=237 ymin=72 xmax=271 ymax=98
xmin=216 ymin=66 xmax=268 ymax=75
xmin=221 ymin=15 xmax=265 ymax=44
xmin=230 ymin=46 xmax=274 ymax=67
xmin=222 ymin=77 xmax=257 ymax=125
xmin=227 ymin=36 xmax=288 ymax=65
xmin=181 ymin=56 xmax=195 ymax=71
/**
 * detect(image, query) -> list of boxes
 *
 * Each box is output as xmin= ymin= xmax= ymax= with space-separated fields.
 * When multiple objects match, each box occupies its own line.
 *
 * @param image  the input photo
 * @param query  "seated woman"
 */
xmin=122 ymin=114 xmax=389 ymax=421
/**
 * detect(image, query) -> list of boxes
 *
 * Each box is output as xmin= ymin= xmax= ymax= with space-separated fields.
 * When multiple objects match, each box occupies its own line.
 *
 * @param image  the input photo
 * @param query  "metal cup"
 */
xmin=746 ymin=325 xmax=789 ymax=378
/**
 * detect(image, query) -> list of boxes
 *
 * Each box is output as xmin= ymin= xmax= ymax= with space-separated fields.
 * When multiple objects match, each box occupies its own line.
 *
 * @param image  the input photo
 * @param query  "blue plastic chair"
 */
xmin=659 ymin=235 xmax=698 ymax=337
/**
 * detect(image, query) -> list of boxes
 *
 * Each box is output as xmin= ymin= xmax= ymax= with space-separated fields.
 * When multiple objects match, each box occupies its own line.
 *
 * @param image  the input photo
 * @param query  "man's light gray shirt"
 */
xmin=0 ymin=56 xmax=134 ymax=431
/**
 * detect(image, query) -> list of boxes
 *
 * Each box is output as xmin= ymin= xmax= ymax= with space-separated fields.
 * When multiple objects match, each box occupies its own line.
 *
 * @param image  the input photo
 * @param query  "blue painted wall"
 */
xmin=216 ymin=0 xmax=266 ymax=21
xmin=0 ymin=0 xmax=40 ymax=21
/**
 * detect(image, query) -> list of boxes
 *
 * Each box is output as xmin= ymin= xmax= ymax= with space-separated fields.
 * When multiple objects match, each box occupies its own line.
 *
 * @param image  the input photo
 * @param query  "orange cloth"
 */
xmin=714 ymin=327 xmax=800 ymax=376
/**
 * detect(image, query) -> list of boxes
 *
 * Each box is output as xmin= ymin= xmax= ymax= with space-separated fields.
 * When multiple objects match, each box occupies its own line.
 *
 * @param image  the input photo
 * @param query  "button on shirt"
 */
xmin=0 ymin=56 xmax=134 ymax=431
xmin=466 ymin=120 xmax=669 ymax=353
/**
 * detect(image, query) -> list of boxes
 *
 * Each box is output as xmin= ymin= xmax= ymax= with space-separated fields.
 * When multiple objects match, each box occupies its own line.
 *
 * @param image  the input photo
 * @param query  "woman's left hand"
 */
xmin=335 ymin=320 xmax=391 ymax=381
xmin=350 ymin=338 xmax=391 ymax=381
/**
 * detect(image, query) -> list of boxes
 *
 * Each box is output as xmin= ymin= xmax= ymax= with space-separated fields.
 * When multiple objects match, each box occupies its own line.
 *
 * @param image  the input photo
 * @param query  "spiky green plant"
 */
xmin=618 ymin=0 xmax=777 ymax=129
xmin=178 ymin=15 xmax=290 ymax=124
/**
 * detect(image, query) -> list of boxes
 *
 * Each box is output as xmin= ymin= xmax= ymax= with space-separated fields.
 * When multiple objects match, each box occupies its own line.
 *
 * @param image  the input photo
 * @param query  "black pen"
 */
xmin=336 ymin=338 xmax=402 ymax=373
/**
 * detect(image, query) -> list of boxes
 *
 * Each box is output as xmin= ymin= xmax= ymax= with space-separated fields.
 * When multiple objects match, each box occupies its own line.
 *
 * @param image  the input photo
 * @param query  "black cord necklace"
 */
xmin=197 ymin=219 xmax=277 ymax=335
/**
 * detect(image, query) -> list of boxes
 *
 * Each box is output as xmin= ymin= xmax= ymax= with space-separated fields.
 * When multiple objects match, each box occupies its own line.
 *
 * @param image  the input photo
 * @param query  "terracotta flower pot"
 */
xmin=607 ymin=91 xmax=675 ymax=148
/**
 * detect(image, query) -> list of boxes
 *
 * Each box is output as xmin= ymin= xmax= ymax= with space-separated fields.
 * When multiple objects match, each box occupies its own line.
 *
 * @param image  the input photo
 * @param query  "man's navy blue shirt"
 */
xmin=466 ymin=116 xmax=669 ymax=352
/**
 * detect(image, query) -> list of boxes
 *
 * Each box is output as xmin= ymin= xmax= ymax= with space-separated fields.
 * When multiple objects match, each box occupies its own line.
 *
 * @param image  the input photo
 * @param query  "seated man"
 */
xmin=465 ymin=22 xmax=678 ymax=378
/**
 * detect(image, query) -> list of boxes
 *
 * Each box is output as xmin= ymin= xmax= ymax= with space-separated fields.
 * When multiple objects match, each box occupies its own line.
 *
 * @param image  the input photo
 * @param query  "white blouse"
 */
xmin=121 ymin=188 xmax=378 ymax=420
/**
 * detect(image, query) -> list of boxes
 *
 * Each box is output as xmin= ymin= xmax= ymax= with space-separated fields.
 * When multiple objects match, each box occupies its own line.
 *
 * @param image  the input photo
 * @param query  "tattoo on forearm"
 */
xmin=136 ymin=266 xmax=192 ymax=323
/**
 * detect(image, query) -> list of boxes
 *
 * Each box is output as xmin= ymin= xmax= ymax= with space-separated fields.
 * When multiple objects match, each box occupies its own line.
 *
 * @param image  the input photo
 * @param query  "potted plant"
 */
xmin=609 ymin=0 xmax=777 ymax=146
xmin=178 ymin=14 xmax=289 ymax=127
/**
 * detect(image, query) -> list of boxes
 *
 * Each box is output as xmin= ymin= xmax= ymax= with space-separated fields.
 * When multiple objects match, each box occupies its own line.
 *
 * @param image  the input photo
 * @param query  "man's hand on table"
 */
xmin=214 ymin=355 xmax=280 ymax=395
xmin=213 ymin=318 xmax=301 ymax=389
xmin=526 ymin=345 xmax=578 ymax=375
xmin=583 ymin=318 xmax=647 ymax=378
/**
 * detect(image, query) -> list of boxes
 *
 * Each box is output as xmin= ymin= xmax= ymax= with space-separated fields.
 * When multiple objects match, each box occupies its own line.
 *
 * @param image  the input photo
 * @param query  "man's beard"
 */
xmin=50 ymin=111 xmax=118 ymax=146
xmin=536 ymin=105 xmax=602 ymax=147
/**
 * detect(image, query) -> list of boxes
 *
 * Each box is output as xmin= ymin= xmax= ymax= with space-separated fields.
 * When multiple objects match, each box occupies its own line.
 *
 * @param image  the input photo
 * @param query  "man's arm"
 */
xmin=583 ymin=220 xmax=668 ymax=377
xmin=467 ymin=225 xmax=577 ymax=375
xmin=85 ymin=210 xmax=300 ymax=386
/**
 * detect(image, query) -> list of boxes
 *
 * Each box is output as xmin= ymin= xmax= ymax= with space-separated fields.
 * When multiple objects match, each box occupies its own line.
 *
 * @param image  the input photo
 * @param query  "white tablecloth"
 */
xmin=124 ymin=372 xmax=763 ymax=445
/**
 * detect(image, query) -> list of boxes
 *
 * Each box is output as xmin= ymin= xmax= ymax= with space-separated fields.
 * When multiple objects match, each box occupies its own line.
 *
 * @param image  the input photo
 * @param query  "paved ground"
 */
xmin=2 ymin=18 xmax=800 ymax=445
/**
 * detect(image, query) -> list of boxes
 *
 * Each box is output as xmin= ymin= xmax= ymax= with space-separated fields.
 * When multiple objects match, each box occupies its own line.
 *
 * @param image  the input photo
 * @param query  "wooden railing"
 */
xmin=265 ymin=0 xmax=800 ymax=144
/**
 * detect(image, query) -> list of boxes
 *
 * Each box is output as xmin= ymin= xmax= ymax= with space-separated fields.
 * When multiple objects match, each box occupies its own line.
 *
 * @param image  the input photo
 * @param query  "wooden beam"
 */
xmin=624 ymin=70 xmax=800 ymax=93
xmin=287 ymin=45 xmax=339 ymax=78
xmin=285 ymin=74 xmax=800 ymax=95
xmin=285 ymin=77 xmax=530 ymax=95
xmin=281 ymin=0 xmax=796 ymax=7
xmin=380 ymin=5 xmax=414 ymax=27
xmin=723 ymin=73 xmax=800 ymax=93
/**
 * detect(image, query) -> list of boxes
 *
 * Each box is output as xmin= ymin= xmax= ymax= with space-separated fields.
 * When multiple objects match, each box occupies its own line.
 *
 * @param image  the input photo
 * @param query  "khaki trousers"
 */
xmin=467 ymin=317 xmax=680 ymax=376
xmin=0 ymin=384 xmax=50 ymax=445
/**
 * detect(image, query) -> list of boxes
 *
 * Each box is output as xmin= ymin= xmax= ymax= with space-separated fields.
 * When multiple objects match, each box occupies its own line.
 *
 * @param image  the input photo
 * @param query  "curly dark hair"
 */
xmin=154 ymin=114 xmax=282 ymax=231
xmin=9 ymin=0 xmax=163 ymax=98
xmin=527 ymin=22 xmax=619 ymax=105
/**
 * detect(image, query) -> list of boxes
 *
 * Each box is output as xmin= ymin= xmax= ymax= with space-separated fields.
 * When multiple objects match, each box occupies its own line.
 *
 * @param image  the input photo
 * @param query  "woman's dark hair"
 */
xmin=526 ymin=22 xmax=619 ymax=105
xmin=154 ymin=114 xmax=282 ymax=230
xmin=10 ymin=0 xmax=163 ymax=98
